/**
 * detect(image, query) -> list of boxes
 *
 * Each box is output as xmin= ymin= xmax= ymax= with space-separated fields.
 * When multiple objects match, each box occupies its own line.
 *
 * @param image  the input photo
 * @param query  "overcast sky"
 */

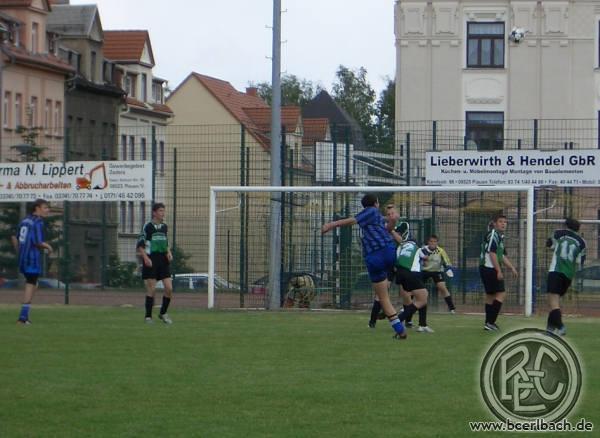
xmin=70 ymin=0 xmax=396 ymax=94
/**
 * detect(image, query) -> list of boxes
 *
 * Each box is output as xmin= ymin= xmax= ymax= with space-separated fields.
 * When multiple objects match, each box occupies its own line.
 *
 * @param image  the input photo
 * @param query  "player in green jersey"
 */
xmin=137 ymin=203 xmax=174 ymax=324
xmin=546 ymin=218 xmax=586 ymax=336
xmin=479 ymin=214 xmax=518 ymax=331
xmin=391 ymin=222 xmax=434 ymax=333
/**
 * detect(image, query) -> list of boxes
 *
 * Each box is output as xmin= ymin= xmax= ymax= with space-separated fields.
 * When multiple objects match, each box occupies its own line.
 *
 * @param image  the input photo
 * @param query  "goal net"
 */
xmin=208 ymin=186 xmax=534 ymax=315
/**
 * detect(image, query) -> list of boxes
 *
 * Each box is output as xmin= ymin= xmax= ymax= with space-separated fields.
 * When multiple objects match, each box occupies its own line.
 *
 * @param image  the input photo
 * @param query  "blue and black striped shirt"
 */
xmin=16 ymin=215 xmax=44 ymax=275
xmin=355 ymin=207 xmax=394 ymax=256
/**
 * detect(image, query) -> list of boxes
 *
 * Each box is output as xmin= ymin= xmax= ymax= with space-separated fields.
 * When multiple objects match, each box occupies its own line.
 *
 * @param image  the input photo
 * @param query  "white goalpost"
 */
xmin=208 ymin=185 xmax=535 ymax=315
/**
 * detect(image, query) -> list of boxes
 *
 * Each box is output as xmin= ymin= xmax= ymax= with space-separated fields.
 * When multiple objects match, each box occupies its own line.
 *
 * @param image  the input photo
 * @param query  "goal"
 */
xmin=208 ymin=185 xmax=535 ymax=315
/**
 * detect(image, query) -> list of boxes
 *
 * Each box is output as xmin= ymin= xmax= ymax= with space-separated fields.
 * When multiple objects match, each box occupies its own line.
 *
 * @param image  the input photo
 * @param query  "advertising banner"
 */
xmin=426 ymin=150 xmax=600 ymax=186
xmin=0 ymin=161 xmax=152 ymax=202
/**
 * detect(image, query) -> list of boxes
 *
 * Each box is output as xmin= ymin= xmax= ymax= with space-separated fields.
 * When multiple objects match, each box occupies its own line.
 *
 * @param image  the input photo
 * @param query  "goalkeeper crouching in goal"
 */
xmin=322 ymin=194 xmax=407 ymax=340
xmin=420 ymin=235 xmax=456 ymax=313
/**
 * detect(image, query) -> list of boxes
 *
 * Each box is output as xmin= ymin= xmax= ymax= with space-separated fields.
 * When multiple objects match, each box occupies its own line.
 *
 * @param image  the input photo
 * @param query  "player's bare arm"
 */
xmin=489 ymin=252 xmax=503 ymax=280
xmin=503 ymin=256 xmax=518 ymax=277
xmin=321 ymin=217 xmax=357 ymax=234
xmin=138 ymin=246 xmax=152 ymax=267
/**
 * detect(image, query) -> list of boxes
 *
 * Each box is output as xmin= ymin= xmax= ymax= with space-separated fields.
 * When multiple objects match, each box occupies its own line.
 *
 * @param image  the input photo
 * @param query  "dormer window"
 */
xmin=152 ymin=82 xmax=163 ymax=103
xmin=125 ymin=74 xmax=137 ymax=98
xmin=31 ymin=22 xmax=38 ymax=53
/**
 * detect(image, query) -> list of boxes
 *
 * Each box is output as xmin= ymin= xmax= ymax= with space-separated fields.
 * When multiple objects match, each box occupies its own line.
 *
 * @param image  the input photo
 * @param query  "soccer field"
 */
xmin=1 ymin=307 xmax=598 ymax=437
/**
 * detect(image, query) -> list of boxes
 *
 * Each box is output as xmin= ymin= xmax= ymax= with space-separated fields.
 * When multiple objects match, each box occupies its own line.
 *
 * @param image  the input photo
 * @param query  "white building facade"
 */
xmin=395 ymin=0 xmax=600 ymax=151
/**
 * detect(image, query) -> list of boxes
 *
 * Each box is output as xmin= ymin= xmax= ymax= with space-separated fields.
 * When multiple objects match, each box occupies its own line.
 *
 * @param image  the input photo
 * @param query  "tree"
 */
xmin=171 ymin=244 xmax=194 ymax=274
xmin=251 ymin=74 xmax=322 ymax=106
xmin=331 ymin=65 xmax=377 ymax=146
xmin=0 ymin=204 xmax=19 ymax=278
xmin=375 ymin=78 xmax=395 ymax=153
xmin=0 ymin=119 xmax=51 ymax=279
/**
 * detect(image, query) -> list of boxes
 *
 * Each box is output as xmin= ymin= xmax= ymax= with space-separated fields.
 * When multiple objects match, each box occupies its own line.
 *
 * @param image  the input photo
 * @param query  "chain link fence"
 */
xmin=1 ymin=120 xmax=599 ymax=315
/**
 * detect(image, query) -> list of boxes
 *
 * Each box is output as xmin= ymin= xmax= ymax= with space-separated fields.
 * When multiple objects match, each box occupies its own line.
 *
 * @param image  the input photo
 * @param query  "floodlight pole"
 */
xmin=268 ymin=0 xmax=282 ymax=309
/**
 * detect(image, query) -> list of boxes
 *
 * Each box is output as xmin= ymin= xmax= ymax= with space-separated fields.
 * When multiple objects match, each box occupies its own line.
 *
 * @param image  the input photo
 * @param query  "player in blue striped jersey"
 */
xmin=11 ymin=199 xmax=53 ymax=324
xmin=322 ymin=194 xmax=407 ymax=340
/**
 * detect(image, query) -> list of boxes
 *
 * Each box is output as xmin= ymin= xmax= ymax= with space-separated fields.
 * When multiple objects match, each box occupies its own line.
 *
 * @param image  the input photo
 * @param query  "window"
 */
xmin=141 ymin=73 xmax=147 ymax=102
xmin=29 ymin=96 xmax=38 ymax=127
xmin=90 ymin=51 xmax=97 ymax=82
xmin=465 ymin=112 xmax=504 ymax=151
xmin=31 ymin=22 xmax=38 ymax=53
xmin=120 ymin=201 xmax=126 ymax=233
xmin=128 ymin=201 xmax=135 ymax=233
xmin=45 ymin=99 xmax=52 ymax=133
xmin=141 ymin=138 xmax=147 ymax=160
xmin=125 ymin=74 xmax=137 ymax=97
xmin=129 ymin=136 xmax=135 ymax=160
xmin=15 ymin=93 xmax=22 ymax=128
xmin=152 ymin=83 xmax=163 ymax=103
xmin=89 ymin=120 xmax=96 ymax=157
xmin=467 ymin=22 xmax=504 ymax=68
xmin=54 ymin=101 xmax=62 ymax=135
xmin=121 ymin=135 xmax=127 ymax=160
xmin=159 ymin=141 xmax=165 ymax=173
xmin=3 ymin=92 xmax=11 ymax=128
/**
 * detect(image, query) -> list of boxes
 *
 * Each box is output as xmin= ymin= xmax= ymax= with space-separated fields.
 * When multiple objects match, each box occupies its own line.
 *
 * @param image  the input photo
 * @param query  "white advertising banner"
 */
xmin=0 ymin=161 xmax=152 ymax=202
xmin=426 ymin=150 xmax=600 ymax=186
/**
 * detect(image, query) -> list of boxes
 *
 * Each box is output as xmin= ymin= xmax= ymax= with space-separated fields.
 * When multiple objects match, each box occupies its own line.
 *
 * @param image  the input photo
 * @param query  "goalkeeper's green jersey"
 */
xmin=479 ymin=229 xmax=504 ymax=268
xmin=137 ymin=221 xmax=169 ymax=255
xmin=548 ymin=229 xmax=586 ymax=279
xmin=395 ymin=240 xmax=423 ymax=272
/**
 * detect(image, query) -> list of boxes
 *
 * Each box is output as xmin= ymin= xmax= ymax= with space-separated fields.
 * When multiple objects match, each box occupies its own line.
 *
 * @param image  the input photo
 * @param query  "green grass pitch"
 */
xmin=1 ymin=306 xmax=598 ymax=437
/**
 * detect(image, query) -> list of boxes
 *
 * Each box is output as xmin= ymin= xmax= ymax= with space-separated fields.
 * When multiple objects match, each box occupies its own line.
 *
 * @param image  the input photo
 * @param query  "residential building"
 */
xmin=394 ymin=0 xmax=597 ymax=143
xmin=166 ymin=73 xmax=318 ymax=287
xmin=103 ymin=30 xmax=173 ymax=263
xmin=47 ymin=2 xmax=125 ymax=282
xmin=0 ymin=0 xmax=73 ymax=162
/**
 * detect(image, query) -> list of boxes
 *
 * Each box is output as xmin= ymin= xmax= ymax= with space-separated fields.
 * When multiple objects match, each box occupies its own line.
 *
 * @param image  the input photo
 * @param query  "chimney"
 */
xmin=246 ymin=87 xmax=258 ymax=97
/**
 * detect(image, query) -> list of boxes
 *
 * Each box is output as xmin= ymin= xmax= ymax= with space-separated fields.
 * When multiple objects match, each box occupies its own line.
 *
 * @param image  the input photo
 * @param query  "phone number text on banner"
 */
xmin=426 ymin=150 xmax=600 ymax=186
xmin=0 ymin=161 xmax=152 ymax=202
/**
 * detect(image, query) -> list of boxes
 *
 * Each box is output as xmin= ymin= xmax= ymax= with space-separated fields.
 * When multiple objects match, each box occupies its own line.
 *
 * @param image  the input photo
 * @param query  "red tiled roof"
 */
xmin=1 ymin=0 xmax=51 ymax=10
xmin=103 ymin=30 xmax=154 ymax=65
xmin=243 ymin=106 xmax=301 ymax=133
xmin=191 ymin=73 xmax=269 ymax=143
xmin=126 ymin=97 xmax=173 ymax=116
xmin=1 ymin=44 xmax=73 ymax=74
xmin=302 ymin=117 xmax=329 ymax=146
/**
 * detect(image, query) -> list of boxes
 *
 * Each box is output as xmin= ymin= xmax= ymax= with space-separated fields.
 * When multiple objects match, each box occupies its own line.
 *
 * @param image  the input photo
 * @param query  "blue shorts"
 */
xmin=364 ymin=244 xmax=397 ymax=283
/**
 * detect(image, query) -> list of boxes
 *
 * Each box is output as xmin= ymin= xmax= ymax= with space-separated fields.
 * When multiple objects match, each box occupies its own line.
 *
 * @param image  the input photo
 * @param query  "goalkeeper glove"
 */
xmin=445 ymin=267 xmax=454 ymax=278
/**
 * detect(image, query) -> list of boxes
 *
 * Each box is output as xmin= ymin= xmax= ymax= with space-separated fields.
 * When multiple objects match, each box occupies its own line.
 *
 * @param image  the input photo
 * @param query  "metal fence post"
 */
xmin=405 ymin=132 xmax=411 ymax=186
xmin=63 ymin=127 xmax=70 ymax=304
xmin=172 ymin=147 xmax=177 ymax=293
xmin=240 ymin=126 xmax=246 ymax=304
xmin=101 ymin=148 xmax=107 ymax=288
xmin=431 ymin=121 xmax=437 ymax=233
xmin=151 ymin=126 xmax=157 ymax=203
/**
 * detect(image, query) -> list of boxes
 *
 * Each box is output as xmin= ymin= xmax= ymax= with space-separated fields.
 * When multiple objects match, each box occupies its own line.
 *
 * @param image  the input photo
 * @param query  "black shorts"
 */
xmin=547 ymin=271 xmax=571 ymax=296
xmin=393 ymin=267 xmax=425 ymax=292
xmin=421 ymin=271 xmax=444 ymax=284
xmin=142 ymin=253 xmax=171 ymax=281
xmin=479 ymin=266 xmax=505 ymax=294
xmin=24 ymin=274 xmax=39 ymax=285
